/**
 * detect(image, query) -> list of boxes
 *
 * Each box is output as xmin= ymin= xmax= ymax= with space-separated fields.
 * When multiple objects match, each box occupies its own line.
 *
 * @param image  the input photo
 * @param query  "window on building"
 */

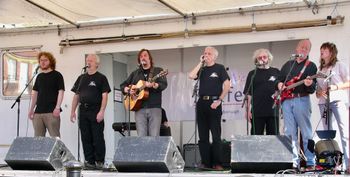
xmin=1 ymin=50 xmax=39 ymax=98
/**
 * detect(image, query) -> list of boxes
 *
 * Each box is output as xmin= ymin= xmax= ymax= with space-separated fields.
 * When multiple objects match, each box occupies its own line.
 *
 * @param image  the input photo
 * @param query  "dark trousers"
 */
xmin=251 ymin=116 xmax=279 ymax=135
xmin=79 ymin=106 xmax=106 ymax=164
xmin=196 ymin=99 xmax=222 ymax=167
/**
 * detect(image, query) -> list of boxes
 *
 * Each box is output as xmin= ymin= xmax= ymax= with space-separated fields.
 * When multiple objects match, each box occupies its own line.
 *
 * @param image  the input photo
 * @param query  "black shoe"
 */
xmin=95 ymin=161 xmax=104 ymax=170
xmin=212 ymin=165 xmax=224 ymax=171
xmin=84 ymin=162 xmax=97 ymax=170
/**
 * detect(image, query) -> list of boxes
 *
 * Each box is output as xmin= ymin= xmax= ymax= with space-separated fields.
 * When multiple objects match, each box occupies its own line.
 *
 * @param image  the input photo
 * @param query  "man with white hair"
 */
xmin=70 ymin=54 xmax=111 ymax=170
xmin=189 ymin=46 xmax=230 ymax=170
xmin=243 ymin=48 xmax=280 ymax=135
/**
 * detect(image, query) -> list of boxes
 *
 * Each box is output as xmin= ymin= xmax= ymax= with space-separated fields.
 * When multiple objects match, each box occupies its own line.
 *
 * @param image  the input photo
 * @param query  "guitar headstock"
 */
xmin=316 ymin=71 xmax=328 ymax=79
xmin=157 ymin=69 xmax=168 ymax=78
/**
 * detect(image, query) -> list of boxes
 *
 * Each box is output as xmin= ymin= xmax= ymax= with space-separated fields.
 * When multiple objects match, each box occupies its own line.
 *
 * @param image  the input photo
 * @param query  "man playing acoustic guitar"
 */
xmin=120 ymin=49 xmax=167 ymax=136
xmin=276 ymin=39 xmax=317 ymax=171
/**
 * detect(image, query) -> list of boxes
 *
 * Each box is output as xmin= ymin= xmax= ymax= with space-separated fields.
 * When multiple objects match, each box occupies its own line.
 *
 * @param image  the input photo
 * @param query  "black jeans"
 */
xmin=79 ymin=106 xmax=105 ymax=164
xmin=196 ymin=99 xmax=222 ymax=167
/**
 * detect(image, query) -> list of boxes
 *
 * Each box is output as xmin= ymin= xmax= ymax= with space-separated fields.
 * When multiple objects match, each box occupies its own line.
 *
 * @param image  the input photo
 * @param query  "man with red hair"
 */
xmin=28 ymin=51 xmax=65 ymax=137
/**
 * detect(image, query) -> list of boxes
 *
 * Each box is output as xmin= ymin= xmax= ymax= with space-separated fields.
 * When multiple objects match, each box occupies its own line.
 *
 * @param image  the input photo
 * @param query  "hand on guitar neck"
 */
xmin=273 ymin=71 xmax=328 ymax=106
xmin=124 ymin=69 xmax=168 ymax=111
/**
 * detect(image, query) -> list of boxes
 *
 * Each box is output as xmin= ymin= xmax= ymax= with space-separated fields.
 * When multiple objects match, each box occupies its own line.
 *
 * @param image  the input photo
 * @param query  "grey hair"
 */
xmin=86 ymin=54 xmax=100 ymax=68
xmin=252 ymin=48 xmax=273 ymax=64
xmin=205 ymin=46 xmax=219 ymax=59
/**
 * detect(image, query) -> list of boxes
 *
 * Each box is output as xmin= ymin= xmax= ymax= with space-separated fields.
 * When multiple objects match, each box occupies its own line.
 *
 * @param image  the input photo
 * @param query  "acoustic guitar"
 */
xmin=273 ymin=71 xmax=327 ymax=105
xmin=124 ymin=70 xmax=168 ymax=111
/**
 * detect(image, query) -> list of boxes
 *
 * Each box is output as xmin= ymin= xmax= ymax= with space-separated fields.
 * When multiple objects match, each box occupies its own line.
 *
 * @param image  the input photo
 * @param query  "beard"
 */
xmin=40 ymin=66 xmax=50 ymax=70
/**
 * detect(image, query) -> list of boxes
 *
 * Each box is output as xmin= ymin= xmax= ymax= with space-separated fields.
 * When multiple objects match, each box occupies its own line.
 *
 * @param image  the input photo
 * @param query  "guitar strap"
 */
xmin=295 ymin=60 xmax=310 ymax=81
xmin=147 ymin=67 xmax=155 ymax=82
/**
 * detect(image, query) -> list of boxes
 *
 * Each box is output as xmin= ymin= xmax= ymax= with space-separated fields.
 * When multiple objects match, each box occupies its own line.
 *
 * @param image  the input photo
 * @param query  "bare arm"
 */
xmin=246 ymin=95 xmax=252 ymax=121
xmin=219 ymin=79 xmax=231 ymax=100
xmin=28 ymin=90 xmax=38 ymax=120
xmin=210 ymin=79 xmax=231 ymax=109
xmin=96 ymin=92 xmax=108 ymax=123
xmin=53 ymin=90 xmax=64 ymax=117
xmin=330 ymin=80 xmax=350 ymax=91
xmin=189 ymin=58 xmax=204 ymax=79
xmin=55 ymin=90 xmax=64 ymax=109
xmin=70 ymin=94 xmax=79 ymax=123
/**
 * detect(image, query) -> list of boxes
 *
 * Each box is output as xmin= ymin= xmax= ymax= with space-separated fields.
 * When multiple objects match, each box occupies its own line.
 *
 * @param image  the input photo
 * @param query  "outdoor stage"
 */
xmin=0 ymin=165 xmax=348 ymax=177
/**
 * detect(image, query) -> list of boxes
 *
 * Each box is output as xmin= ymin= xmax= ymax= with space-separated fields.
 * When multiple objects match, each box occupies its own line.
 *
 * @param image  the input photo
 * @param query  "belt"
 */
xmin=201 ymin=96 xmax=219 ymax=100
xmin=292 ymin=93 xmax=309 ymax=98
xmin=80 ymin=103 xmax=99 ymax=108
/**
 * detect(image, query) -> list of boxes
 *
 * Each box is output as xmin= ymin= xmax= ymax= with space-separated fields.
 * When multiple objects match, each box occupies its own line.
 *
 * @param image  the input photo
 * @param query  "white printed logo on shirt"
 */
xmin=268 ymin=76 xmax=276 ymax=82
xmin=88 ymin=81 xmax=96 ymax=87
xmin=210 ymin=72 xmax=219 ymax=78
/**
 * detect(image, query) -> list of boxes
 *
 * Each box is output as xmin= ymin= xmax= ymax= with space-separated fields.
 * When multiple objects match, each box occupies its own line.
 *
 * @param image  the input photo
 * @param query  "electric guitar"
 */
xmin=273 ymin=71 xmax=327 ymax=105
xmin=124 ymin=70 xmax=168 ymax=111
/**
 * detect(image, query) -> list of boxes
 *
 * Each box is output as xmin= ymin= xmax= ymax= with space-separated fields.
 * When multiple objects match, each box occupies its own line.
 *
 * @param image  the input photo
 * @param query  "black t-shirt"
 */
xmin=198 ymin=63 xmax=229 ymax=96
xmin=243 ymin=67 xmax=280 ymax=117
xmin=33 ymin=70 xmax=65 ymax=113
xmin=71 ymin=71 xmax=111 ymax=106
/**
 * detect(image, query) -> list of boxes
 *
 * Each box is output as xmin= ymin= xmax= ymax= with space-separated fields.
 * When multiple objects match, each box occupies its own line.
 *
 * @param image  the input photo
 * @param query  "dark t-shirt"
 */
xmin=33 ymin=70 xmax=65 ymax=113
xmin=71 ymin=71 xmax=111 ymax=106
xmin=198 ymin=63 xmax=229 ymax=96
xmin=277 ymin=59 xmax=317 ymax=94
xmin=243 ymin=67 xmax=280 ymax=117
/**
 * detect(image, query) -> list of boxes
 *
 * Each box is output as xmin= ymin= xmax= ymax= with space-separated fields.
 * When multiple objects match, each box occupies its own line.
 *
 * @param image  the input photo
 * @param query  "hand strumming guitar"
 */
xmin=304 ymin=76 xmax=313 ymax=86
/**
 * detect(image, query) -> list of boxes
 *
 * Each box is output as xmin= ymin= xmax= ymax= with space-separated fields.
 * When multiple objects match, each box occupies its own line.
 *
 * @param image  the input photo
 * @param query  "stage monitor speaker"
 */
xmin=113 ymin=136 xmax=185 ymax=173
xmin=231 ymin=135 xmax=293 ymax=173
xmin=5 ymin=137 xmax=76 ymax=170
xmin=183 ymin=144 xmax=201 ymax=168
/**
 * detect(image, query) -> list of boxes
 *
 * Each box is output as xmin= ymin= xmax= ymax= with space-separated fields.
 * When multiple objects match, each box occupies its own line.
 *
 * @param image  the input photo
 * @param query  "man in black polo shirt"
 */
xmin=189 ymin=46 xmax=230 ymax=170
xmin=70 ymin=54 xmax=111 ymax=169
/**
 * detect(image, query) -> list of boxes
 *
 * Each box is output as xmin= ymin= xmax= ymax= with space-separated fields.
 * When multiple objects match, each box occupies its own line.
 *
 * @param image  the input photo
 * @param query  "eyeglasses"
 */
xmin=257 ymin=56 xmax=268 ymax=60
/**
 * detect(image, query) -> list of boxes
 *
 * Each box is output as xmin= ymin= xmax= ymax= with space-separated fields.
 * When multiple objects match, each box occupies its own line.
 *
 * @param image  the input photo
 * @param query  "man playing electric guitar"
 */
xmin=276 ymin=39 xmax=317 ymax=171
xmin=120 ymin=49 xmax=167 ymax=136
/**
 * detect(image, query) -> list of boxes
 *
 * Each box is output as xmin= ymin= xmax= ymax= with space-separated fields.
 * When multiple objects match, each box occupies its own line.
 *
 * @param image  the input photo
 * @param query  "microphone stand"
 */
xmin=11 ymin=69 xmax=39 ymax=137
xmin=75 ymin=67 xmax=87 ymax=161
xmin=192 ymin=62 xmax=205 ymax=168
xmin=324 ymin=71 xmax=332 ymax=130
xmin=273 ymin=56 xmax=297 ymax=109
xmin=241 ymin=65 xmax=258 ymax=135
xmin=126 ymin=88 xmax=132 ymax=136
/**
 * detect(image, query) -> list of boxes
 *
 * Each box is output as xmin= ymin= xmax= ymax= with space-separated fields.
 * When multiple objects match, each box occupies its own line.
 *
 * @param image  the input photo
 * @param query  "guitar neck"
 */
xmin=137 ymin=75 xmax=160 ymax=91
xmin=286 ymin=75 xmax=317 ymax=90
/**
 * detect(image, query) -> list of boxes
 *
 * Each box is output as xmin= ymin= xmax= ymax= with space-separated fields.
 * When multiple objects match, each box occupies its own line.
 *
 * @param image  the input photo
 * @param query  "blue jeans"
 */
xmin=319 ymin=101 xmax=349 ymax=169
xmin=135 ymin=108 xmax=162 ymax=136
xmin=282 ymin=96 xmax=315 ymax=167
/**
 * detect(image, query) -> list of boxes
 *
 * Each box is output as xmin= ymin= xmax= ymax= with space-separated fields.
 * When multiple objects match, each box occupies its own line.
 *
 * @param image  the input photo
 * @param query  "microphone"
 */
xmin=291 ymin=54 xmax=304 ymax=58
xmin=324 ymin=72 xmax=334 ymax=83
xmin=138 ymin=61 xmax=146 ymax=69
xmin=34 ymin=66 xmax=40 ymax=74
xmin=255 ymin=60 xmax=264 ymax=66
xmin=82 ymin=65 xmax=89 ymax=70
xmin=200 ymin=56 xmax=206 ymax=67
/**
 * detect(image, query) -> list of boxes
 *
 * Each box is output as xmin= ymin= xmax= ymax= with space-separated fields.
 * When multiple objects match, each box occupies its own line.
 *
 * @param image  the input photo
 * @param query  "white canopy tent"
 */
xmin=0 ymin=0 xmax=335 ymax=30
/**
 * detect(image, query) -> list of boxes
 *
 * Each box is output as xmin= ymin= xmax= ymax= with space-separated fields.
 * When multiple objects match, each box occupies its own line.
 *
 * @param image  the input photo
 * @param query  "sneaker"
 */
xmin=84 ymin=162 xmax=96 ymax=170
xmin=212 ymin=165 xmax=224 ymax=171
